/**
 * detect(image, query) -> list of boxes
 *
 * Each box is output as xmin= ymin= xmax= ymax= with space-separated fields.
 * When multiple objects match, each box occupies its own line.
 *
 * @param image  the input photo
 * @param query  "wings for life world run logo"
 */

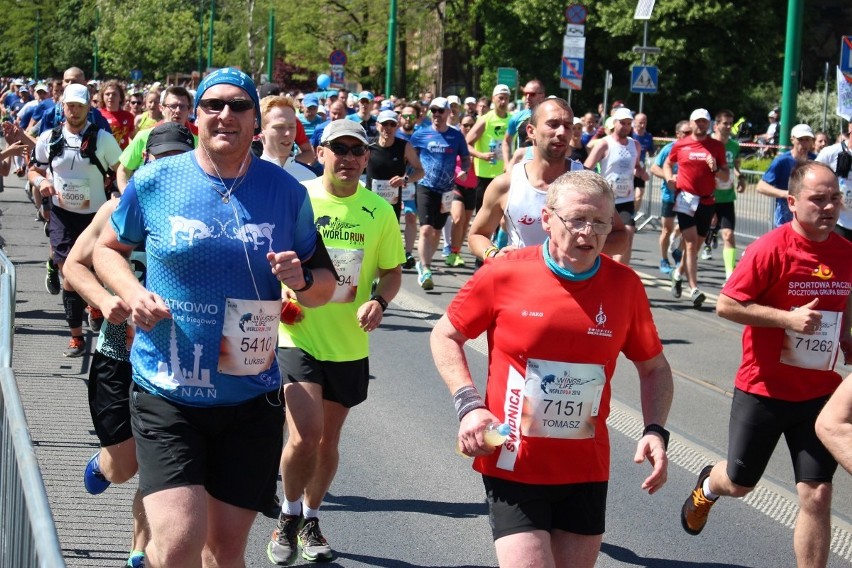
xmin=315 ymin=215 xmax=365 ymax=246
xmin=238 ymin=310 xmax=278 ymax=333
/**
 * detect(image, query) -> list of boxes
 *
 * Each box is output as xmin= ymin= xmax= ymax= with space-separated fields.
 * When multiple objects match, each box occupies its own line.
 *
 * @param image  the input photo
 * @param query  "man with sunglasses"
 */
xmin=395 ymin=103 xmax=421 ymax=141
xmin=409 ymin=97 xmax=471 ymax=289
xmin=116 ymin=86 xmax=198 ymax=191
xmin=433 ymin=169 xmax=672 ymax=568
xmin=93 ymin=67 xmax=337 ymax=568
xmin=272 ymin=120 xmax=404 ymax=564
xmin=501 ymin=79 xmax=546 ymax=165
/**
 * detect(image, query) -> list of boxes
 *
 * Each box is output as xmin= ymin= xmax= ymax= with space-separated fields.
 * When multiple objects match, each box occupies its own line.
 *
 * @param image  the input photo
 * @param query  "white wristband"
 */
xmin=33 ymin=175 xmax=46 ymax=188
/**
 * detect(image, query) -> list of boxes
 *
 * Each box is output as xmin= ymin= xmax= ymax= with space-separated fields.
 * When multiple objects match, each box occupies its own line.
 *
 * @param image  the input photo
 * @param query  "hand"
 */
xmin=483 ymin=151 xmax=496 ymax=162
xmin=39 ymin=180 xmax=56 ymax=197
xmin=389 ymin=176 xmax=405 ymax=188
xmin=356 ymin=299 xmax=384 ymax=332
xmin=457 ymin=408 xmax=501 ymax=457
xmin=128 ymin=290 xmax=171 ymax=332
xmin=99 ymin=295 xmax=132 ymax=325
xmin=4 ymin=141 xmax=28 ymax=159
xmin=736 ymin=177 xmax=746 ymax=193
xmin=787 ymin=298 xmax=822 ymax=335
xmin=634 ymin=434 xmax=668 ymax=494
xmin=705 ymin=155 xmax=717 ymax=171
xmin=494 ymin=245 xmax=519 ymax=258
xmin=267 ymin=251 xmax=305 ymax=290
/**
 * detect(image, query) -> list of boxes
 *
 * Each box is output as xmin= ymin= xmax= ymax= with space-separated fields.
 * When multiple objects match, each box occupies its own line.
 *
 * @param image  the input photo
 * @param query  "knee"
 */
xmin=798 ymin=482 xmax=832 ymax=515
xmin=287 ymin=426 xmax=323 ymax=453
xmin=203 ymin=538 xmax=246 ymax=566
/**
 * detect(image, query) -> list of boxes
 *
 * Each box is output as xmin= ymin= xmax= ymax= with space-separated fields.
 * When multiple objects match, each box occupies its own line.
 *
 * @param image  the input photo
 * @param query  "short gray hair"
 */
xmin=546 ymin=170 xmax=615 ymax=213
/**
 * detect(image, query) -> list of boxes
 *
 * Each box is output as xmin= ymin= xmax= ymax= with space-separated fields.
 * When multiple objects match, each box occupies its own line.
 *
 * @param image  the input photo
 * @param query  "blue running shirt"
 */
xmin=110 ymin=152 xmax=317 ymax=406
xmin=410 ymin=126 xmax=469 ymax=192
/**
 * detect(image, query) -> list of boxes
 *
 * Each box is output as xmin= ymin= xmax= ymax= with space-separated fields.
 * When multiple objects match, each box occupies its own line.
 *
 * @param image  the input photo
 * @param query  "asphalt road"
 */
xmin=2 ymin=170 xmax=851 ymax=567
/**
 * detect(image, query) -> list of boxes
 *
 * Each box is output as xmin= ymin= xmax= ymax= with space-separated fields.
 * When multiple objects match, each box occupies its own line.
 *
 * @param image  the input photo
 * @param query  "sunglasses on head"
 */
xmin=323 ymin=142 xmax=369 ymax=157
xmin=197 ymin=98 xmax=255 ymax=113
xmin=430 ymin=107 xmax=446 ymax=114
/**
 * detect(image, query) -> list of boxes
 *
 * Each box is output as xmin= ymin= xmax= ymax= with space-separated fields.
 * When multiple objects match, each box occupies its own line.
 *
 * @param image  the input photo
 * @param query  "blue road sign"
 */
xmin=130 ymin=69 xmax=142 ymax=81
xmin=841 ymin=37 xmax=852 ymax=76
xmin=630 ymin=65 xmax=658 ymax=94
xmin=561 ymin=57 xmax=584 ymax=90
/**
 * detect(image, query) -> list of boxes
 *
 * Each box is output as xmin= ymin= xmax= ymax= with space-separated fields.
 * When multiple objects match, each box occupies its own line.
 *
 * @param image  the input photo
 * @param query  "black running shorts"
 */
xmin=483 ymin=475 xmax=607 ymax=540
xmin=714 ymin=201 xmax=736 ymax=231
xmin=88 ymin=351 xmax=133 ymax=447
xmin=615 ymin=201 xmax=636 ymax=227
xmin=726 ymin=388 xmax=837 ymax=488
xmin=49 ymin=207 xmax=96 ymax=265
xmin=277 ymin=347 xmax=369 ymax=409
xmin=130 ymin=384 xmax=285 ymax=512
xmin=677 ymin=202 xmax=714 ymax=237
xmin=415 ymin=185 xmax=450 ymax=230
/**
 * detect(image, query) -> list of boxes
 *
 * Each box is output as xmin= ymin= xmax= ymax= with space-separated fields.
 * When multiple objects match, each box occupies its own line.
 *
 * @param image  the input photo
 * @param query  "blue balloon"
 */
xmin=317 ymin=74 xmax=331 ymax=89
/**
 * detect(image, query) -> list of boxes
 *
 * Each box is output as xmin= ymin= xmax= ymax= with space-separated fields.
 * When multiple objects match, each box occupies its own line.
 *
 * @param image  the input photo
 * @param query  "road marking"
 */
xmin=392 ymin=287 xmax=852 ymax=562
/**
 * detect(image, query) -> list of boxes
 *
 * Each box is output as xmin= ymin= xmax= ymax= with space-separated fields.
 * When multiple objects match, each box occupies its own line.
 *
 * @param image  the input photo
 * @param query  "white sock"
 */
xmin=702 ymin=477 xmax=719 ymax=500
xmin=282 ymin=498 xmax=302 ymax=516
xmin=303 ymin=505 xmax=320 ymax=520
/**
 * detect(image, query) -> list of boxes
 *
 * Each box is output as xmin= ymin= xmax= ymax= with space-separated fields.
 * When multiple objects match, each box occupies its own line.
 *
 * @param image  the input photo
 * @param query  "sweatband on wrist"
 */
xmin=453 ymin=385 xmax=485 ymax=422
xmin=483 ymin=246 xmax=499 ymax=259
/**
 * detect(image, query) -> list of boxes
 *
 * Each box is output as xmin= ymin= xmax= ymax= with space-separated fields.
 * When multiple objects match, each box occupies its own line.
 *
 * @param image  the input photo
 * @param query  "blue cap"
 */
xmin=195 ymin=68 xmax=260 ymax=126
xmin=302 ymin=94 xmax=319 ymax=108
xmin=358 ymin=90 xmax=374 ymax=101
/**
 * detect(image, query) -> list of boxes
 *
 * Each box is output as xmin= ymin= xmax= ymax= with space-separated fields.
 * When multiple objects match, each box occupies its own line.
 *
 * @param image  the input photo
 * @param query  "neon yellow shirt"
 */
xmin=473 ymin=110 xmax=510 ymax=179
xmin=278 ymin=179 xmax=405 ymax=361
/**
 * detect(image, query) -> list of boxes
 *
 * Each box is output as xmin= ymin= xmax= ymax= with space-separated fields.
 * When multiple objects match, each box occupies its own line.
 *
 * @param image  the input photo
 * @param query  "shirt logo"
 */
xmin=521 ymin=310 xmax=544 ymax=317
xmin=587 ymin=304 xmax=612 ymax=338
xmin=812 ymin=264 xmax=834 ymax=280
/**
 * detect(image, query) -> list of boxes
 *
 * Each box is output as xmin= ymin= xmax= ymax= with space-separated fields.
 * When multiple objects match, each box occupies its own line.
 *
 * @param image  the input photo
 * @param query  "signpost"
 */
xmin=632 ymin=0 xmax=659 ymax=112
xmin=329 ymin=50 xmax=347 ymax=88
xmin=630 ymin=65 xmax=658 ymax=93
xmin=560 ymin=4 xmax=587 ymax=101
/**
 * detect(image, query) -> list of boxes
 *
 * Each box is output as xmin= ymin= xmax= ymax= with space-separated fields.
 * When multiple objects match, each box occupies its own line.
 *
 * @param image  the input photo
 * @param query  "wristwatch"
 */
xmin=370 ymin=294 xmax=388 ymax=312
xmin=292 ymin=268 xmax=314 ymax=293
xmin=643 ymin=423 xmax=670 ymax=450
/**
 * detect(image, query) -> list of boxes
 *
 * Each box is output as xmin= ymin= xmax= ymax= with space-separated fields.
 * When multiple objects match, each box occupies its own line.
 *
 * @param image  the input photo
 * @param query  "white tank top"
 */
xmin=504 ymin=160 xmax=584 ymax=248
xmin=599 ymin=136 xmax=638 ymax=204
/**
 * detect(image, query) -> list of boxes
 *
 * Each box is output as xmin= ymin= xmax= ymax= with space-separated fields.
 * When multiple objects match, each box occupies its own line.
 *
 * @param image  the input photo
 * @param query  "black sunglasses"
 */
xmin=323 ymin=142 xmax=369 ymax=157
xmin=197 ymin=98 xmax=255 ymax=113
xmin=430 ymin=107 xmax=446 ymax=114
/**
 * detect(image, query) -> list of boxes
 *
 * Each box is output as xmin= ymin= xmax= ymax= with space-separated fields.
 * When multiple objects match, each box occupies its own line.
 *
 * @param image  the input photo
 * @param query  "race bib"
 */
xmin=372 ymin=179 xmax=398 ymax=204
xmin=218 ymin=298 xmax=280 ymax=376
xmin=56 ymin=176 xmax=92 ymax=211
xmin=330 ymin=247 xmax=364 ymax=303
xmin=521 ymin=359 xmax=605 ymax=440
xmin=607 ymin=174 xmax=633 ymax=199
xmin=401 ymin=183 xmax=416 ymax=201
xmin=780 ymin=310 xmax=842 ymax=371
xmin=673 ymin=190 xmax=700 ymax=216
xmin=440 ymin=190 xmax=454 ymax=214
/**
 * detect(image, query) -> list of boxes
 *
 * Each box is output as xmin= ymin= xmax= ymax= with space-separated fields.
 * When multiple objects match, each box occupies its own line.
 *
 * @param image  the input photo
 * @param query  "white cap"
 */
xmin=768 ymin=110 xmax=778 ymax=118
xmin=613 ymin=107 xmax=634 ymax=121
xmin=573 ymin=116 xmax=583 ymax=125
xmin=492 ymin=84 xmax=511 ymax=97
xmin=62 ymin=84 xmax=90 ymax=105
xmin=464 ymin=97 xmax=476 ymax=105
xmin=447 ymin=95 xmax=461 ymax=106
xmin=790 ymin=123 xmax=814 ymax=139
xmin=430 ymin=97 xmax=449 ymax=110
xmin=690 ymin=108 xmax=712 ymax=122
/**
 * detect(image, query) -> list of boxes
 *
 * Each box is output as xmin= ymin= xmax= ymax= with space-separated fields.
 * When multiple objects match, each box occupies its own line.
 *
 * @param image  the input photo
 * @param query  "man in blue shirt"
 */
xmin=39 ymin=67 xmax=112 ymax=135
xmin=756 ymin=124 xmax=816 ymax=227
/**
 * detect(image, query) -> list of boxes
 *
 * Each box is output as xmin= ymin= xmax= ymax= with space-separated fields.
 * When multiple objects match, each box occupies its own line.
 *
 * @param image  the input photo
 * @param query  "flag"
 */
xmin=837 ymin=66 xmax=852 ymax=121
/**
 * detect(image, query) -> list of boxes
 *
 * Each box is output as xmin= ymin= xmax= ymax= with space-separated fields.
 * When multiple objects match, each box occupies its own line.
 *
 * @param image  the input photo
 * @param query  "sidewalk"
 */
xmin=2 ymin=173 xmax=134 ymax=567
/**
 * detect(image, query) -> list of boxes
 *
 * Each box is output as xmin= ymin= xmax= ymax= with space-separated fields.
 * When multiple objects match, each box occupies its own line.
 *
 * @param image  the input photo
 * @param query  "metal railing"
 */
xmin=0 ymin=251 xmax=65 ymax=568
xmin=636 ymin=168 xmax=775 ymax=244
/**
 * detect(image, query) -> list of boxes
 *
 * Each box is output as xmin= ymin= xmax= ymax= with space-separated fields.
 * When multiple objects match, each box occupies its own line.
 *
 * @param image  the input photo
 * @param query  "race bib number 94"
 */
xmin=521 ymin=359 xmax=605 ymax=440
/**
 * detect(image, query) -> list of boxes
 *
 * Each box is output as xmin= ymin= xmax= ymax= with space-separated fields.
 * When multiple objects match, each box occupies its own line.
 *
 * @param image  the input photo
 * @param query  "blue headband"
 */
xmin=195 ymin=67 xmax=260 ymax=127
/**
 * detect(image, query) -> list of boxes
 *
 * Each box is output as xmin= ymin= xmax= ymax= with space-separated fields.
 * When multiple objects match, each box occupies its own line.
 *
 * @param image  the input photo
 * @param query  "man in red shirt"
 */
xmin=681 ymin=162 xmax=852 ymax=568
xmin=662 ymin=108 xmax=728 ymax=308
xmin=432 ymin=169 xmax=673 ymax=568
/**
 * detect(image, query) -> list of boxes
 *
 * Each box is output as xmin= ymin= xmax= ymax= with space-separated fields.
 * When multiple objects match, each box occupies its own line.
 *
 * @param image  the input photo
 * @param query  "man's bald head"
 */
xmin=63 ymin=67 xmax=85 ymax=86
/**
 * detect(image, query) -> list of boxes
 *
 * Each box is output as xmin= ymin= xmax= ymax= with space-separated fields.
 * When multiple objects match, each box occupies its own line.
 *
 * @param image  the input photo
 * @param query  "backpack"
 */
xmin=46 ymin=124 xmax=117 ymax=198
xmin=835 ymin=140 xmax=852 ymax=179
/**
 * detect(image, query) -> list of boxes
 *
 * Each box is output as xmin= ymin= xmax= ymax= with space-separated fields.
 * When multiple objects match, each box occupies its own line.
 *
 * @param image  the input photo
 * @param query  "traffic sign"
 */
xmin=565 ymin=24 xmax=585 ymax=37
xmin=330 ymin=64 xmax=345 ymax=86
xmin=633 ymin=0 xmax=656 ymax=20
xmin=561 ymin=57 xmax=584 ymax=90
xmin=564 ymin=4 xmax=587 ymax=24
xmin=630 ymin=65 xmax=658 ymax=93
xmin=841 ymin=37 xmax=852 ymax=78
xmin=496 ymin=67 xmax=518 ymax=89
xmin=130 ymin=69 xmax=142 ymax=81
xmin=562 ymin=36 xmax=586 ymax=57
xmin=329 ymin=49 xmax=347 ymax=66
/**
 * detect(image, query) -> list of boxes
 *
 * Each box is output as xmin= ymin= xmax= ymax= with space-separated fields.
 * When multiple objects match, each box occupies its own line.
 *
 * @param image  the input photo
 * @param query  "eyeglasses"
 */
xmin=430 ymin=108 xmax=446 ymax=114
xmin=550 ymin=210 xmax=612 ymax=235
xmin=379 ymin=121 xmax=398 ymax=128
xmin=197 ymin=98 xmax=255 ymax=113
xmin=163 ymin=103 xmax=191 ymax=112
xmin=400 ymin=114 xmax=417 ymax=120
xmin=323 ymin=142 xmax=369 ymax=157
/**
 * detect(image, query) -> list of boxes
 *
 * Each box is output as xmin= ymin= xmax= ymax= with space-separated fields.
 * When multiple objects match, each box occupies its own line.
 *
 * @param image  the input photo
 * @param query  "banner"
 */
xmin=837 ymin=66 xmax=852 ymax=121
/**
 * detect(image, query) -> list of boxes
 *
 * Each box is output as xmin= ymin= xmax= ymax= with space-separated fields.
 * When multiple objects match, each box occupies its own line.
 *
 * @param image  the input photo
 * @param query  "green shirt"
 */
xmin=714 ymin=138 xmax=740 ymax=203
xmin=473 ymin=110 xmax=510 ymax=179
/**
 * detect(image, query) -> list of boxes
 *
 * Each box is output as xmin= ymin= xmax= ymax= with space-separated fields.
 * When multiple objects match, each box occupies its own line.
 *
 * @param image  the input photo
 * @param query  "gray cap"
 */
xmin=377 ymin=110 xmax=398 ymax=124
xmin=321 ymin=119 xmax=369 ymax=145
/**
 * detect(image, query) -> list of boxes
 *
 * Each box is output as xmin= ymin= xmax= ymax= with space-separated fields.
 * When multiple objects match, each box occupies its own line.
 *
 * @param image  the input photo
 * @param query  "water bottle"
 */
xmin=456 ymin=422 xmax=511 ymax=456
xmin=488 ymin=139 xmax=498 ymax=165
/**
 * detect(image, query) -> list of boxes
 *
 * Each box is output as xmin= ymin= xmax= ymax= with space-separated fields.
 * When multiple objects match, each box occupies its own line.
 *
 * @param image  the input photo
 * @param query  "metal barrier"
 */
xmin=636 ymin=168 xmax=775 ymax=244
xmin=0 ymin=251 xmax=65 ymax=568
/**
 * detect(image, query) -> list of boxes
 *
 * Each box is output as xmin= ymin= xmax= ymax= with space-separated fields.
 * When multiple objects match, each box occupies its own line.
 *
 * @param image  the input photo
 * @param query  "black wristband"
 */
xmin=292 ymin=268 xmax=314 ymax=292
xmin=643 ymin=423 xmax=670 ymax=450
xmin=453 ymin=385 xmax=485 ymax=422
xmin=370 ymin=294 xmax=388 ymax=312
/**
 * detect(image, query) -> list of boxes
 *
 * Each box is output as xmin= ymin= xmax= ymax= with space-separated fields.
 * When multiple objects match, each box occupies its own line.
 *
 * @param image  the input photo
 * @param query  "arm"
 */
xmin=393 ymin=142 xmax=424 ymax=187
xmin=295 ymin=141 xmax=317 ymax=166
xmin=501 ymin=132 xmax=515 ymax=169
xmin=465 ymin=118 xmax=488 ymax=160
xmin=63 ymin=201 xmax=131 ymax=324
xmin=116 ymin=164 xmax=135 ymax=192
xmin=267 ymin=250 xmax=336 ymax=308
xmin=583 ymin=138 xmax=607 ymax=170
xmin=431 ymin=314 xmax=500 ymax=456
xmin=602 ymin=209 xmax=628 ymax=259
xmin=815 ymin=373 xmax=852 ymax=474
xmin=734 ymin=156 xmax=745 ymax=192
xmin=356 ymin=265 xmax=401 ymax=332
xmin=468 ymin=174 xmax=511 ymax=259
xmin=716 ymin=293 xmax=823 ymax=335
xmin=633 ymin=141 xmax=649 ymax=181
xmin=756 ymin=179 xmax=788 ymax=199
xmin=633 ymin=352 xmax=673 ymax=494
xmin=662 ymin=155 xmax=675 ymax=186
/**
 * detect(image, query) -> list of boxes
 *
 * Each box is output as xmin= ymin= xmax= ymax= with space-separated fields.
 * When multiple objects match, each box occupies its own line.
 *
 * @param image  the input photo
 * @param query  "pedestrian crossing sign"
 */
xmin=630 ymin=65 xmax=658 ymax=94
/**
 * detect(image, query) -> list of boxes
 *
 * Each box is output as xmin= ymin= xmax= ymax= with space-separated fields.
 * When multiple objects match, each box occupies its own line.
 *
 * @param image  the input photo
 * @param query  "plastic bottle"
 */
xmin=488 ymin=139 xmax=498 ymax=165
xmin=456 ymin=422 xmax=511 ymax=456
xmin=280 ymin=298 xmax=303 ymax=325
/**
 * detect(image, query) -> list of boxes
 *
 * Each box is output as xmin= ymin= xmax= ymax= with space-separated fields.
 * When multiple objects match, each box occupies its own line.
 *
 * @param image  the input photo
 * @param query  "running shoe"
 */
xmin=403 ymin=253 xmax=416 ymax=270
xmin=441 ymin=244 xmax=450 ymax=257
xmin=84 ymin=452 xmax=111 ymax=495
xmin=267 ymin=513 xmax=302 ymax=565
xmin=700 ymin=245 xmax=712 ymax=260
xmin=416 ymin=262 xmax=433 ymax=291
xmin=670 ymin=271 xmax=683 ymax=299
xmin=671 ymin=247 xmax=683 ymax=266
xmin=125 ymin=551 xmax=145 ymax=567
xmin=298 ymin=517 xmax=333 ymax=562
xmin=659 ymin=259 xmax=673 ymax=275
xmin=45 ymin=259 xmax=60 ymax=295
xmin=681 ymin=464 xmax=717 ymax=535
xmin=87 ymin=306 xmax=104 ymax=333
xmin=64 ymin=336 xmax=86 ymax=358
xmin=711 ymin=232 xmax=719 ymax=249
xmin=445 ymin=252 xmax=465 ymax=267
xmin=690 ymin=288 xmax=706 ymax=308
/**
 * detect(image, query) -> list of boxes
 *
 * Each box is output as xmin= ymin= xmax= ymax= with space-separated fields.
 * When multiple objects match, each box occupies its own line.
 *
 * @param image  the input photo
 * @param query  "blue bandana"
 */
xmin=541 ymin=237 xmax=601 ymax=281
xmin=195 ymin=68 xmax=260 ymax=127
